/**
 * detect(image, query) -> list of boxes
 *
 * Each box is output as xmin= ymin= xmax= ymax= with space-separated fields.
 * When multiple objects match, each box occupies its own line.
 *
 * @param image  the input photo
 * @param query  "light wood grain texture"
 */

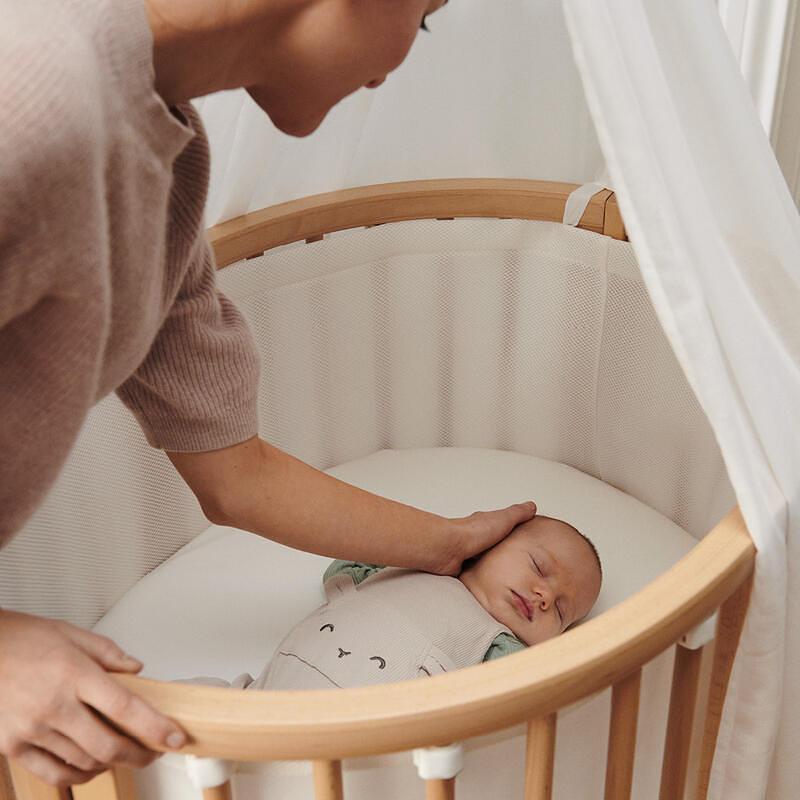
xmin=312 ymin=761 xmax=343 ymax=800
xmin=694 ymin=571 xmax=754 ymax=800
xmin=6 ymin=763 xmax=69 ymax=800
xmin=659 ymin=645 xmax=704 ymax=800
xmin=71 ymin=769 xmax=136 ymax=800
xmin=425 ymin=778 xmax=455 ymax=800
xmin=605 ymin=669 xmax=642 ymax=800
xmin=70 ymin=771 xmax=114 ymax=800
xmin=111 ymin=770 xmax=135 ymax=800
xmin=603 ymin=194 xmax=627 ymax=241
xmin=201 ymin=784 xmax=231 ymax=800
xmin=524 ymin=715 xmax=557 ymax=800
xmin=207 ymin=179 xmax=625 ymax=267
xmin=1 ymin=758 xmax=15 ymax=800
xmin=110 ymin=508 xmax=752 ymax=762
xmin=683 ymin=645 xmax=716 ymax=800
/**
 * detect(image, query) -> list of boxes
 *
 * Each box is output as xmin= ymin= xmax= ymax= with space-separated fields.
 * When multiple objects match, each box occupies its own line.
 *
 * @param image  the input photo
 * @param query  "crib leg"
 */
xmin=312 ymin=761 xmax=343 ymax=800
xmin=201 ymin=786 xmax=231 ymax=800
xmin=524 ymin=714 xmax=556 ymax=800
xmin=694 ymin=572 xmax=753 ymax=800
xmin=5 ymin=762 xmax=69 ymax=800
xmin=414 ymin=745 xmax=463 ymax=800
xmin=424 ymin=778 xmax=455 ymax=800
xmin=1 ymin=758 xmax=14 ymax=800
xmin=604 ymin=668 xmax=642 ymax=800
xmin=185 ymin=757 xmax=233 ymax=800
xmin=659 ymin=644 xmax=704 ymax=799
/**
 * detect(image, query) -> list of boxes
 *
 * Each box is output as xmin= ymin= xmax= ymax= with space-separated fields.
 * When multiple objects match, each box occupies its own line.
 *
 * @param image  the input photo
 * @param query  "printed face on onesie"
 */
xmin=459 ymin=516 xmax=602 ymax=646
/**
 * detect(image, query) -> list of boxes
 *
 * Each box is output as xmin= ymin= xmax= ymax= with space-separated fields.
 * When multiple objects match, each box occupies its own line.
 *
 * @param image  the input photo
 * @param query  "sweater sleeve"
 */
xmin=116 ymin=234 xmax=260 ymax=451
xmin=116 ymin=106 xmax=260 ymax=452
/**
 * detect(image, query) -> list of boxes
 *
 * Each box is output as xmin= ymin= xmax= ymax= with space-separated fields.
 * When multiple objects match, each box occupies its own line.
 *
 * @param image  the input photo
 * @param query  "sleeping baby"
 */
xmin=200 ymin=515 xmax=602 ymax=691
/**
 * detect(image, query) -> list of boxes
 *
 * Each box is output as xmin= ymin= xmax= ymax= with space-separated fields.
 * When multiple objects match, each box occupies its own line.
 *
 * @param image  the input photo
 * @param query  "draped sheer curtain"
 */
xmin=565 ymin=2 xmax=800 ymax=798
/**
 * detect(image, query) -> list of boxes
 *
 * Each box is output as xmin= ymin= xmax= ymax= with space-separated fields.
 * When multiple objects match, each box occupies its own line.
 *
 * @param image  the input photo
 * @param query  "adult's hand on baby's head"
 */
xmin=437 ymin=501 xmax=537 ymax=576
xmin=0 ymin=610 xmax=186 ymax=788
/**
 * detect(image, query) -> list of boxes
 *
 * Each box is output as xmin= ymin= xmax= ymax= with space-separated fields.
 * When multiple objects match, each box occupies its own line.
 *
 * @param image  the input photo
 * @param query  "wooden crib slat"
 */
xmin=5 ymin=763 xmax=69 ymax=800
xmin=71 ymin=767 xmax=137 ymax=800
xmin=201 ymin=783 xmax=232 ymax=800
xmin=312 ymin=760 xmax=343 ymax=800
xmin=524 ymin=714 xmax=557 ymax=800
xmin=659 ymin=644 xmax=704 ymax=799
xmin=695 ymin=572 xmax=753 ymax=800
xmin=425 ymin=778 xmax=455 ymax=800
xmin=604 ymin=668 xmax=642 ymax=800
xmin=1 ymin=758 xmax=14 ymax=800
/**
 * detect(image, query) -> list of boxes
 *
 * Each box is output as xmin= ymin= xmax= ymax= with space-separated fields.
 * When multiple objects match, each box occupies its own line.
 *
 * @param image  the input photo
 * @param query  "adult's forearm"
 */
xmin=168 ymin=437 xmax=462 ymax=573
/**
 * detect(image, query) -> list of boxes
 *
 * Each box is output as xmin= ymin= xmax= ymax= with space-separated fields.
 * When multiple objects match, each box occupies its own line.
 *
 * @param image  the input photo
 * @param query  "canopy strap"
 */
xmin=563 ymin=181 xmax=609 ymax=227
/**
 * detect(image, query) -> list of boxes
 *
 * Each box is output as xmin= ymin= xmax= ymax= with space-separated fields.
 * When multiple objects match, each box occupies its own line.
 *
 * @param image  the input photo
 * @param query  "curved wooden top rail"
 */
xmin=118 ymin=507 xmax=753 ymax=762
xmin=207 ymin=178 xmax=626 ymax=267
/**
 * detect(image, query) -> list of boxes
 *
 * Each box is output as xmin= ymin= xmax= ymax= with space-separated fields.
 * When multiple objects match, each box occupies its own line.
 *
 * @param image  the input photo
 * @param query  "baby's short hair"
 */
xmin=540 ymin=516 xmax=603 ymax=581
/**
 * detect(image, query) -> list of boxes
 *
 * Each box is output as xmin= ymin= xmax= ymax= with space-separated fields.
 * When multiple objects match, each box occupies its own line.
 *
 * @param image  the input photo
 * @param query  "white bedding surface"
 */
xmin=94 ymin=447 xmax=697 ymax=683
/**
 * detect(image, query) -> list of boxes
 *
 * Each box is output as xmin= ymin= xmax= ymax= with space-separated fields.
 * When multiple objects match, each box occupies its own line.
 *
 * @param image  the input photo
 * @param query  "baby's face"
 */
xmin=459 ymin=517 xmax=601 ymax=646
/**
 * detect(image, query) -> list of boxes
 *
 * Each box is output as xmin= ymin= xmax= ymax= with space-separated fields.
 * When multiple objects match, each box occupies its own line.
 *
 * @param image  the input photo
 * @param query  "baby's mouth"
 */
xmin=511 ymin=590 xmax=533 ymax=622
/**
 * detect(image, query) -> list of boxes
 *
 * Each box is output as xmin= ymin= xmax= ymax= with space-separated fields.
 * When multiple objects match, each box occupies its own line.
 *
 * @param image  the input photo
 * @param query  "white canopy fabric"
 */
xmin=564 ymin=1 xmax=800 ymax=797
xmin=195 ymin=1 xmax=799 ymax=796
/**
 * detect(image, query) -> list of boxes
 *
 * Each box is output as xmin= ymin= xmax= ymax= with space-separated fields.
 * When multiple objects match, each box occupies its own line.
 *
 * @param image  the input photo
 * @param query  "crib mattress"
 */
xmin=95 ymin=446 xmax=697 ymax=682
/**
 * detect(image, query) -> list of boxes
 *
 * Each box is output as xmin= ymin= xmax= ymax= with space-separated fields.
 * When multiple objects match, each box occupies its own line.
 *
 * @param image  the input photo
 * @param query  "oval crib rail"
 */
xmin=102 ymin=507 xmax=752 ymax=764
xmin=10 ymin=508 xmax=751 ymax=800
xmin=206 ymin=178 xmax=627 ymax=267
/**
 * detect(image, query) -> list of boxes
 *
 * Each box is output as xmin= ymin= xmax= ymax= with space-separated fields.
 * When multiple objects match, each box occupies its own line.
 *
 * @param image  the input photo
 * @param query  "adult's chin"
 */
xmin=246 ymin=87 xmax=328 ymax=137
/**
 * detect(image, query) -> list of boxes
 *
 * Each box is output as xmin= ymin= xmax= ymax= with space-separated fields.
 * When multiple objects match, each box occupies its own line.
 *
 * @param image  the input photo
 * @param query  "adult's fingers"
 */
xmin=76 ymin=668 xmax=186 ymax=753
xmin=501 ymin=500 xmax=537 ymax=527
xmin=443 ymin=501 xmax=537 ymax=575
xmin=13 ymin=745 xmax=104 ymax=789
xmin=30 ymin=730 xmax=102 ymax=773
xmin=58 ymin=624 xmax=143 ymax=674
xmin=54 ymin=700 xmax=157 ymax=769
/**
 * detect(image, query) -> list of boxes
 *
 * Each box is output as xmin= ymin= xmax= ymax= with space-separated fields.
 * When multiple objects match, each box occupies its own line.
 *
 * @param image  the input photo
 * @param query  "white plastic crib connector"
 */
xmin=184 ymin=755 xmax=233 ymax=789
xmin=679 ymin=612 xmax=718 ymax=650
xmin=412 ymin=743 xmax=464 ymax=780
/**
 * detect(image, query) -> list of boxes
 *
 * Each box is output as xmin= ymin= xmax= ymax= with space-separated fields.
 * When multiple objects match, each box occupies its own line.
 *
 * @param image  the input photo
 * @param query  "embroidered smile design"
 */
xmin=319 ymin=623 xmax=386 ymax=669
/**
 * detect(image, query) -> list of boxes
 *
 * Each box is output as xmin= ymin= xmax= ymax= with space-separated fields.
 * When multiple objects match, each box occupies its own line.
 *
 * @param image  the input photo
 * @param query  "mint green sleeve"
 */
xmin=323 ymin=560 xmax=384 ymax=586
xmin=483 ymin=632 xmax=527 ymax=662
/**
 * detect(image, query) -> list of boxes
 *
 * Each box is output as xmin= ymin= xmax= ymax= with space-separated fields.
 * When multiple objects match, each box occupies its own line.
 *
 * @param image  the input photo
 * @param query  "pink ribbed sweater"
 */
xmin=0 ymin=0 xmax=260 ymax=545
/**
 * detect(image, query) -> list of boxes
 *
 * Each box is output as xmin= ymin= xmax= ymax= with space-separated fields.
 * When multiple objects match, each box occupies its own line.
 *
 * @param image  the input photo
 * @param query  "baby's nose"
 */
xmin=337 ymin=647 xmax=351 ymax=658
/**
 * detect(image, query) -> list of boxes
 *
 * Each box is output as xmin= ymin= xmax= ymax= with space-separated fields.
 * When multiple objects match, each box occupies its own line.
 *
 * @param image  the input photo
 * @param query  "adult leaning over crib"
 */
xmin=0 ymin=0 xmax=539 ymax=790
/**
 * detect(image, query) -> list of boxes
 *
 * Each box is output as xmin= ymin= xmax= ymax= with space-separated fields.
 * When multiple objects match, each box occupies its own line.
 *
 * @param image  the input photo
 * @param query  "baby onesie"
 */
xmin=246 ymin=567 xmax=522 ymax=690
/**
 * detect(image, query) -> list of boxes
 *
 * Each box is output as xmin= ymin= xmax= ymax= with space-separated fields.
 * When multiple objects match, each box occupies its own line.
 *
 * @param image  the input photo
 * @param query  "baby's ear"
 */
xmin=324 ymin=572 xmax=357 ymax=601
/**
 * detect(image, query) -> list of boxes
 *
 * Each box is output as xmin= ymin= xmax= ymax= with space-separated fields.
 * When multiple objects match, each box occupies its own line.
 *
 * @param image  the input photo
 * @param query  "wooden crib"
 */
xmin=2 ymin=181 xmax=755 ymax=800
